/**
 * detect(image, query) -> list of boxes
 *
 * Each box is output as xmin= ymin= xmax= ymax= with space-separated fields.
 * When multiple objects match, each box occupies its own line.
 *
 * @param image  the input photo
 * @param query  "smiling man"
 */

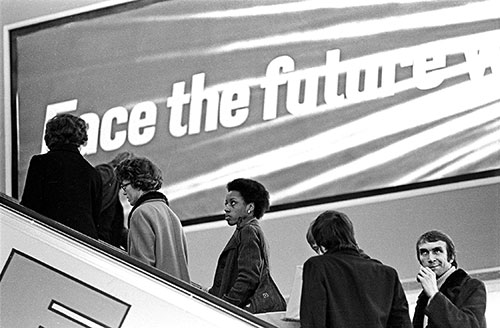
xmin=413 ymin=230 xmax=487 ymax=328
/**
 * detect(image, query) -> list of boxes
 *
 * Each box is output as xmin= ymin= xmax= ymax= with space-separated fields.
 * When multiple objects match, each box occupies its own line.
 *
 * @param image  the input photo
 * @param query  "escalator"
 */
xmin=0 ymin=193 xmax=275 ymax=327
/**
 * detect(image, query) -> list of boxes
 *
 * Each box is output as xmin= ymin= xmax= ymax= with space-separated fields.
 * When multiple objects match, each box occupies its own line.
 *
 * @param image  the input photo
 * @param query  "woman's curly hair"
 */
xmin=227 ymin=178 xmax=270 ymax=219
xmin=44 ymin=113 xmax=88 ymax=150
xmin=115 ymin=157 xmax=163 ymax=192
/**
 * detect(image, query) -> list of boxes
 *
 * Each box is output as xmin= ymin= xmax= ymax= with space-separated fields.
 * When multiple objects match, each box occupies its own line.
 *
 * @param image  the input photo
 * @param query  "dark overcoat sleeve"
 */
xmin=20 ymin=155 xmax=44 ymax=212
xmin=426 ymin=279 xmax=487 ymax=328
xmin=387 ymin=271 xmax=412 ymax=328
xmin=300 ymin=258 xmax=327 ymax=328
xmin=90 ymin=168 xmax=103 ymax=231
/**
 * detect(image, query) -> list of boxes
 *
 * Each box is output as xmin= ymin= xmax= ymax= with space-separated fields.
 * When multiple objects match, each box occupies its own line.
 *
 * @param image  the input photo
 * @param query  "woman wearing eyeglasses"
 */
xmin=115 ymin=157 xmax=190 ymax=283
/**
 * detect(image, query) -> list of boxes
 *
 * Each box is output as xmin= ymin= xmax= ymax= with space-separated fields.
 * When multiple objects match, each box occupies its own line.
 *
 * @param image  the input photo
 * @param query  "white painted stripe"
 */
xmin=49 ymin=301 xmax=108 ymax=328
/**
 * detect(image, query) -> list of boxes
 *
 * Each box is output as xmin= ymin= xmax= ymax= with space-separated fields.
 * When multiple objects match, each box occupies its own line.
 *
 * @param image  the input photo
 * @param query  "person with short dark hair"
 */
xmin=115 ymin=157 xmax=190 ymax=283
xmin=95 ymin=151 xmax=134 ymax=248
xmin=21 ymin=113 xmax=102 ymax=239
xmin=413 ymin=230 xmax=487 ymax=328
xmin=300 ymin=210 xmax=411 ymax=328
xmin=209 ymin=178 xmax=285 ymax=313
xmin=306 ymin=214 xmax=372 ymax=259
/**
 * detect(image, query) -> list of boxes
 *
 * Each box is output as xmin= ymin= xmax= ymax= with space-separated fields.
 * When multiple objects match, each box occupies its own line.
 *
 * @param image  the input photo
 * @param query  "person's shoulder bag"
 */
xmin=244 ymin=228 xmax=286 ymax=314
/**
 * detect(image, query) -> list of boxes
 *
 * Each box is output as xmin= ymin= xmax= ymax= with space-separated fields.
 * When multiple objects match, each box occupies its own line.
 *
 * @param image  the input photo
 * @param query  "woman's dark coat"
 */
xmin=209 ymin=219 xmax=266 ymax=307
xmin=21 ymin=144 xmax=102 ymax=238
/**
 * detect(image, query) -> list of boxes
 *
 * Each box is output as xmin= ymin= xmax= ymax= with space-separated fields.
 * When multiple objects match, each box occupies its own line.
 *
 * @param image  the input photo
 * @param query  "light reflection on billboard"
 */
xmin=12 ymin=0 xmax=500 ymax=219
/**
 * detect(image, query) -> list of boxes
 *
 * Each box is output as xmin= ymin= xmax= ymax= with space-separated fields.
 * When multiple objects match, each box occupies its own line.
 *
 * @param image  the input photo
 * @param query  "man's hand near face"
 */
xmin=417 ymin=266 xmax=439 ymax=298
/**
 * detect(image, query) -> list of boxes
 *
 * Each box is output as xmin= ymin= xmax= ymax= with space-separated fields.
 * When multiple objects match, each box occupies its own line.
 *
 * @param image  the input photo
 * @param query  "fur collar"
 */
xmin=128 ymin=191 xmax=169 ymax=220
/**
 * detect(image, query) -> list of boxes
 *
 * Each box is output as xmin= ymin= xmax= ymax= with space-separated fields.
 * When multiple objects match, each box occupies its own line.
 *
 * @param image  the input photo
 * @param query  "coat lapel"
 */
xmin=413 ymin=268 xmax=468 ymax=328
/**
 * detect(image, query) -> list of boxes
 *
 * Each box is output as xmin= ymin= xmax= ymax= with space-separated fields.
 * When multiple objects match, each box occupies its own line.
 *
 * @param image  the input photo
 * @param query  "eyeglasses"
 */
xmin=120 ymin=182 xmax=131 ymax=191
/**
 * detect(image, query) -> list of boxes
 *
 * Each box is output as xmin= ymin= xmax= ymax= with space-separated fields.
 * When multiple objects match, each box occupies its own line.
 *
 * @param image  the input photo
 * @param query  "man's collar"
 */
xmin=437 ymin=266 xmax=456 ymax=289
xmin=49 ymin=143 xmax=80 ymax=153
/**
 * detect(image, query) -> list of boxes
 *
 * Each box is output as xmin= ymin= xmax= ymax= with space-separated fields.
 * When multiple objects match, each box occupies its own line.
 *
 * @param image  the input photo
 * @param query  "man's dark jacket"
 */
xmin=21 ymin=144 xmax=102 ymax=238
xmin=412 ymin=268 xmax=487 ymax=328
xmin=300 ymin=248 xmax=411 ymax=328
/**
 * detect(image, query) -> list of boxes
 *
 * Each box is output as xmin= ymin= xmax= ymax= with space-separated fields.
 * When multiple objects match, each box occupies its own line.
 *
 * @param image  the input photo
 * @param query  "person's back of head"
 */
xmin=306 ymin=220 xmax=317 ymax=251
xmin=311 ymin=210 xmax=359 ymax=253
xmin=44 ymin=113 xmax=88 ymax=150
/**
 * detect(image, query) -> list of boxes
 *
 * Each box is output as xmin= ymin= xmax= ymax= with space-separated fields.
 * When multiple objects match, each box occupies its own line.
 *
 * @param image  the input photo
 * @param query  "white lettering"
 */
xmin=219 ymin=83 xmax=250 ymax=128
xmin=167 ymin=81 xmax=190 ymax=137
xmin=261 ymin=55 xmax=295 ymax=121
xmin=128 ymin=101 xmax=157 ymax=146
xmin=324 ymin=49 xmax=345 ymax=106
xmin=464 ymin=45 xmax=500 ymax=81
xmin=379 ymin=59 xmax=397 ymax=97
xmin=286 ymin=70 xmax=319 ymax=116
xmin=99 ymin=106 xmax=128 ymax=151
xmin=344 ymin=64 xmax=379 ymax=102
xmin=412 ymin=52 xmax=446 ymax=90
xmin=41 ymin=34 xmax=500 ymax=157
xmin=189 ymin=73 xmax=220 ymax=134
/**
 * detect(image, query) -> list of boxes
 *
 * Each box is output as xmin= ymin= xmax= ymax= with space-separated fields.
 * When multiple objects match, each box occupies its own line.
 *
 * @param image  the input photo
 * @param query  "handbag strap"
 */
xmin=257 ymin=230 xmax=271 ymax=277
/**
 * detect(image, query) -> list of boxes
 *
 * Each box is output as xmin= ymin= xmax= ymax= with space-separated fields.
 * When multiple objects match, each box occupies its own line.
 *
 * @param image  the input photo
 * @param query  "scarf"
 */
xmin=415 ymin=268 xmax=469 ymax=328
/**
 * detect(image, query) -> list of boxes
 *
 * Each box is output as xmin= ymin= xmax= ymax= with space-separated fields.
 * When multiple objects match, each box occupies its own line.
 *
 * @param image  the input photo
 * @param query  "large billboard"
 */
xmin=7 ymin=0 xmax=500 ymax=221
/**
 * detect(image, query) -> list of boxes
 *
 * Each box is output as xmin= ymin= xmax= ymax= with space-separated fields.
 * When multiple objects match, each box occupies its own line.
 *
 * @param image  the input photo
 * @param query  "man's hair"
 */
xmin=115 ymin=157 xmax=163 ymax=192
xmin=416 ymin=230 xmax=457 ymax=267
xmin=306 ymin=220 xmax=316 ymax=248
xmin=44 ymin=113 xmax=88 ymax=149
xmin=227 ymin=178 xmax=270 ymax=219
xmin=311 ymin=210 xmax=359 ymax=252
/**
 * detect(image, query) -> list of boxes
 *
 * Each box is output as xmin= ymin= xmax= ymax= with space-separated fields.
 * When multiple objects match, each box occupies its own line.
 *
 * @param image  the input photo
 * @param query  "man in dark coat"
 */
xmin=21 ymin=113 xmax=102 ymax=239
xmin=300 ymin=210 xmax=411 ymax=328
xmin=95 ymin=151 xmax=133 ymax=248
xmin=413 ymin=230 xmax=487 ymax=328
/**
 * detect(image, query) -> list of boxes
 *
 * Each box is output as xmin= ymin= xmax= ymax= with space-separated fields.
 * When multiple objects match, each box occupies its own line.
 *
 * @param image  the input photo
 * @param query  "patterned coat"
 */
xmin=128 ymin=192 xmax=190 ymax=283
